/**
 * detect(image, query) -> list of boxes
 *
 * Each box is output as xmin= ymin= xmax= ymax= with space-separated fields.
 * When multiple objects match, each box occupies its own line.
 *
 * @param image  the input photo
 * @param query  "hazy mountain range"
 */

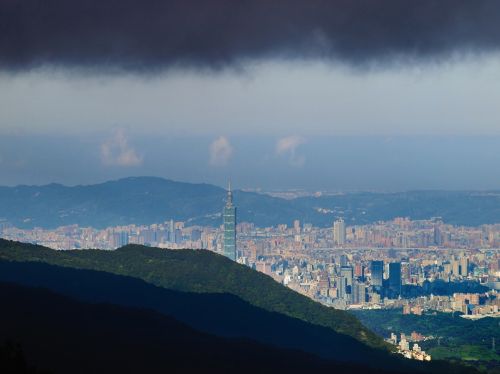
xmin=0 ymin=176 xmax=499 ymax=229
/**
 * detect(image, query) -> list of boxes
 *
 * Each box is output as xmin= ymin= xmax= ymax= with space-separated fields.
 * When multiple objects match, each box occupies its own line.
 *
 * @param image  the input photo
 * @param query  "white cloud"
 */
xmin=100 ymin=129 xmax=143 ymax=167
xmin=275 ymin=135 xmax=306 ymax=167
xmin=209 ymin=136 xmax=233 ymax=166
xmin=276 ymin=135 xmax=305 ymax=154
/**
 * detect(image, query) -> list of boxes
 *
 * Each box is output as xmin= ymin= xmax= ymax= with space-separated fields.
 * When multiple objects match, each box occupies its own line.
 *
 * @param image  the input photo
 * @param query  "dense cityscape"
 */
xmin=2 ymin=188 xmax=499 ymax=327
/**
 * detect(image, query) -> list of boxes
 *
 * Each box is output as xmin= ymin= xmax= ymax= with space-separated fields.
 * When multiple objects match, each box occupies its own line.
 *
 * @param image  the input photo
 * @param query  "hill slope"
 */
xmin=352 ymin=309 xmax=500 ymax=368
xmin=0 ymin=240 xmax=477 ymax=373
xmin=0 ymin=239 xmax=383 ymax=350
xmin=0 ymin=282 xmax=399 ymax=374
xmin=0 ymin=260 xmax=389 ymax=367
xmin=0 ymin=177 xmax=499 ymax=228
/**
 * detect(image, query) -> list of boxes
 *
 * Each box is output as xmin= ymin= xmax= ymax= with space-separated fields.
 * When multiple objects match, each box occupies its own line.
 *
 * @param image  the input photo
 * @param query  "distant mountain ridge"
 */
xmin=0 ymin=176 xmax=499 ymax=229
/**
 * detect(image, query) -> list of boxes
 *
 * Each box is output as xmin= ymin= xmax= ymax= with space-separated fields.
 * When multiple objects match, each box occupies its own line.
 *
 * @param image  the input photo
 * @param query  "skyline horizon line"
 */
xmin=1 ymin=174 xmax=500 ymax=194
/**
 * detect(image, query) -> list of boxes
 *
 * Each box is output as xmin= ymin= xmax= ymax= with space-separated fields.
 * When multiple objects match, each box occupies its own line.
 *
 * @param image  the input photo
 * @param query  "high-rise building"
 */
xmin=333 ymin=218 xmax=346 ymax=246
xmin=459 ymin=257 xmax=469 ymax=276
xmin=174 ymin=228 xmax=182 ymax=245
xmin=401 ymin=260 xmax=410 ymax=285
xmin=223 ymin=181 xmax=237 ymax=261
xmin=433 ymin=224 xmax=443 ymax=246
xmin=339 ymin=265 xmax=353 ymax=300
xmin=169 ymin=219 xmax=175 ymax=243
xmin=340 ymin=265 xmax=353 ymax=287
xmin=371 ymin=260 xmax=384 ymax=287
xmin=191 ymin=228 xmax=202 ymax=241
xmin=340 ymin=254 xmax=349 ymax=267
xmin=293 ymin=220 xmax=301 ymax=235
xmin=389 ymin=262 xmax=402 ymax=297
xmin=352 ymin=282 xmax=366 ymax=305
xmin=336 ymin=276 xmax=346 ymax=300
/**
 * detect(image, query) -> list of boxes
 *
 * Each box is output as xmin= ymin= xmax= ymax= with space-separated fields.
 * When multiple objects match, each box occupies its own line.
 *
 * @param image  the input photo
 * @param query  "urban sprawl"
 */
xmin=1 ymin=190 xmax=499 ymax=360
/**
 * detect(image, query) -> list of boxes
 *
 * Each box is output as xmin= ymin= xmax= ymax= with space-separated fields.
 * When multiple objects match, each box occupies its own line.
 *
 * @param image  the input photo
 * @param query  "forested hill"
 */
xmin=0 ymin=239 xmax=475 ymax=373
xmin=0 ymin=176 xmax=499 ymax=229
xmin=0 ymin=282 xmax=401 ymax=374
xmin=0 ymin=239 xmax=384 ymax=351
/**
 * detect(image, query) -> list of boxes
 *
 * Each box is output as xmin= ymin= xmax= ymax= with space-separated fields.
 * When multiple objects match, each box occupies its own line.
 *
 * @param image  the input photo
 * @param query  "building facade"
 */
xmin=223 ymin=182 xmax=237 ymax=261
xmin=389 ymin=262 xmax=402 ymax=297
xmin=371 ymin=260 xmax=384 ymax=288
xmin=333 ymin=218 xmax=346 ymax=246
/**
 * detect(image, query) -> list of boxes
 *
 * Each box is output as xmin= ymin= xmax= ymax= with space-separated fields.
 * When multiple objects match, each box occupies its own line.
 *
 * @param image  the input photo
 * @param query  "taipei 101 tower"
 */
xmin=223 ymin=181 xmax=237 ymax=261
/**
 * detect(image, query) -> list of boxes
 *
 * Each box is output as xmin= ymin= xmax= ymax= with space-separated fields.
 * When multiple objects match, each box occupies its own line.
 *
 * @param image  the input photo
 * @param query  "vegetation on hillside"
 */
xmin=0 ymin=239 xmax=482 ymax=373
xmin=1 ymin=177 xmax=499 ymax=228
xmin=1 ymin=282 xmax=401 ymax=374
xmin=0 ymin=260 xmax=392 ymax=367
xmin=0 ymin=239 xmax=385 ymax=351
xmin=352 ymin=309 xmax=500 ymax=372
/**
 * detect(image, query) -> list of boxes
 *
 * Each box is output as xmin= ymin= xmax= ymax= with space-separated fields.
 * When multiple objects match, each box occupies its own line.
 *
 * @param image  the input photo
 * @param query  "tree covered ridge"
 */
xmin=0 ymin=239 xmax=385 ymax=350
xmin=1 ymin=177 xmax=500 ymax=229
xmin=1 ymin=282 xmax=402 ymax=374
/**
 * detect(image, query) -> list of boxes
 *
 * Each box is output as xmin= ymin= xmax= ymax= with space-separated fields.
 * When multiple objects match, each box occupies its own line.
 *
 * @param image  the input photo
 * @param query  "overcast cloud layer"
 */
xmin=1 ymin=0 xmax=500 ymax=71
xmin=1 ymin=1 xmax=500 ymax=189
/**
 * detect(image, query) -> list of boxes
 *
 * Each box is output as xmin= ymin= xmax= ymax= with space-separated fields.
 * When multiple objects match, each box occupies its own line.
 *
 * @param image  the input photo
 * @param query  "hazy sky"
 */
xmin=2 ymin=57 xmax=500 ymax=137
xmin=1 ymin=1 xmax=500 ymax=189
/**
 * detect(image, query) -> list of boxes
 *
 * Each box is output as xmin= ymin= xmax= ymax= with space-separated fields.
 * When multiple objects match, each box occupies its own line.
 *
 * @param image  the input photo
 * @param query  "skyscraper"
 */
xmin=459 ymin=257 xmax=469 ymax=276
xmin=340 ymin=254 xmax=349 ymax=267
xmin=389 ymin=262 xmax=402 ymax=297
xmin=293 ymin=219 xmax=301 ymax=235
xmin=340 ymin=265 xmax=354 ymax=288
xmin=433 ymin=224 xmax=443 ymax=246
xmin=371 ymin=260 xmax=384 ymax=288
xmin=169 ymin=219 xmax=175 ymax=243
xmin=333 ymin=218 xmax=346 ymax=246
xmin=336 ymin=276 xmax=347 ymax=300
xmin=352 ymin=282 xmax=366 ymax=305
xmin=223 ymin=181 xmax=237 ymax=261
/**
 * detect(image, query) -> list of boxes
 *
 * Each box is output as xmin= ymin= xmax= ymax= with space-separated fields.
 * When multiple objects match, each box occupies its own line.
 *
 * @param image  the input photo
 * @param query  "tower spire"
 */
xmin=226 ymin=179 xmax=233 ymax=206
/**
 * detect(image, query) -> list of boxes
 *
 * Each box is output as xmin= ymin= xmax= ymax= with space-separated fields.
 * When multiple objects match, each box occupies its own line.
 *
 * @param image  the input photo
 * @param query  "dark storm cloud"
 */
xmin=1 ymin=0 xmax=500 ymax=71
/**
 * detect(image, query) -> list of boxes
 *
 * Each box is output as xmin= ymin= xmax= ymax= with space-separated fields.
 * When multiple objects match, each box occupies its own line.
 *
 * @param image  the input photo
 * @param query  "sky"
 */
xmin=1 ymin=0 xmax=500 ymax=190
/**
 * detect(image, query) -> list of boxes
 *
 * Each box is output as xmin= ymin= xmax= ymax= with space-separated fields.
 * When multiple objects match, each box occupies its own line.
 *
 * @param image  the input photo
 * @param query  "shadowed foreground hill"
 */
xmin=0 ymin=240 xmax=477 ymax=373
xmin=0 ymin=282 xmax=400 ymax=374
xmin=0 ymin=239 xmax=383 ymax=349
xmin=0 ymin=260 xmax=391 ymax=368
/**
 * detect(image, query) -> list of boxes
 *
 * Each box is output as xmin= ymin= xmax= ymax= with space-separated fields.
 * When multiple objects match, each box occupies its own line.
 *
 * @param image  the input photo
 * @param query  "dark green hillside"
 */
xmin=0 ymin=282 xmax=400 ymax=374
xmin=0 ymin=239 xmax=383 ymax=350
xmin=0 ymin=260 xmax=389 ymax=366
xmin=0 ymin=240 xmax=479 ymax=373
xmin=0 ymin=341 xmax=48 ymax=374
xmin=352 ymin=309 xmax=500 ymax=370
